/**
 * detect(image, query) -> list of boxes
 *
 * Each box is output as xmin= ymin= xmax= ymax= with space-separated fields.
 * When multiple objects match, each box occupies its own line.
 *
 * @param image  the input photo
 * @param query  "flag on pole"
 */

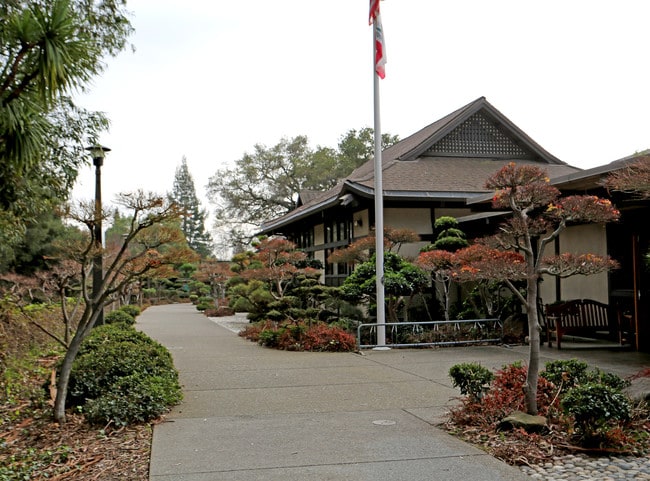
xmin=369 ymin=0 xmax=380 ymax=24
xmin=374 ymin=13 xmax=386 ymax=79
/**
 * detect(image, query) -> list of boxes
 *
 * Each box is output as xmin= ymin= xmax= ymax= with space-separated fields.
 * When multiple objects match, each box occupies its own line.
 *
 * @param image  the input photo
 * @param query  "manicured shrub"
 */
xmin=449 ymin=363 xmax=494 ymax=401
xmin=239 ymin=320 xmax=356 ymax=352
xmin=84 ymin=372 xmax=182 ymax=426
xmin=584 ymin=368 xmax=631 ymax=391
xmin=67 ymin=324 xmax=182 ymax=425
xmin=104 ymin=309 xmax=135 ymax=326
xmin=541 ymin=359 xmax=589 ymax=390
xmin=119 ymin=304 xmax=141 ymax=318
xmin=561 ymin=382 xmax=631 ymax=444
xmin=301 ymin=323 xmax=356 ymax=352
xmin=541 ymin=359 xmax=630 ymax=393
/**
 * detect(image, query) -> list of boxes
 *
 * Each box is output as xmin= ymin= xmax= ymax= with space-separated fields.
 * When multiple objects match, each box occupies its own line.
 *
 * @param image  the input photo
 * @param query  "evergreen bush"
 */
xmin=119 ymin=304 xmax=141 ymax=318
xmin=104 ymin=309 xmax=135 ymax=325
xmin=449 ymin=363 xmax=494 ymax=401
xmin=561 ymin=382 xmax=631 ymax=444
xmin=67 ymin=324 xmax=182 ymax=426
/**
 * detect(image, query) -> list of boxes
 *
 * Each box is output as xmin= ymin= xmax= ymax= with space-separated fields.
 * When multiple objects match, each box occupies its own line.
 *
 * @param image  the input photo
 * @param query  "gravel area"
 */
xmin=520 ymin=454 xmax=650 ymax=480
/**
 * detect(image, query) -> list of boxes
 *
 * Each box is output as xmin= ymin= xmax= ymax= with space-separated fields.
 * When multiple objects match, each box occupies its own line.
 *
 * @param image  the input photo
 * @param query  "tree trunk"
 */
xmin=53 ymin=310 xmax=95 ymax=424
xmin=524 ymin=275 xmax=540 ymax=415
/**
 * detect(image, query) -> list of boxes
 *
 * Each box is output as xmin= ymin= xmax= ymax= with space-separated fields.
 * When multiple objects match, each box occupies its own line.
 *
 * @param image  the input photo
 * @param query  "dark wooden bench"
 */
xmin=543 ymin=299 xmax=621 ymax=349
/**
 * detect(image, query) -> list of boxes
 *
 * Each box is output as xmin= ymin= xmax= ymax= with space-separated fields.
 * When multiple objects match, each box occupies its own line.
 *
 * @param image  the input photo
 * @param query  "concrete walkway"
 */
xmin=138 ymin=304 xmax=650 ymax=481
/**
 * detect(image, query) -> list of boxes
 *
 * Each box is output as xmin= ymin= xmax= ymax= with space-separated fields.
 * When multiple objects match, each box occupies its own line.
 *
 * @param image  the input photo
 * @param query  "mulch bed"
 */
xmin=0 ymin=410 xmax=154 ymax=480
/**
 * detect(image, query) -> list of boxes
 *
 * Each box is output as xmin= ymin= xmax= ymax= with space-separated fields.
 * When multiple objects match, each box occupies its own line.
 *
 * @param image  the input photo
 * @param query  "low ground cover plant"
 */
xmin=239 ymin=319 xmax=357 ymax=352
xmin=445 ymin=359 xmax=649 ymax=463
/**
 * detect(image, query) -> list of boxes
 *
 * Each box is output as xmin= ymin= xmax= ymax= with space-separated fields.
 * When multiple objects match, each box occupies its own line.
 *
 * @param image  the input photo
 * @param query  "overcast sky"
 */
xmin=73 ymin=0 xmax=650 ymax=214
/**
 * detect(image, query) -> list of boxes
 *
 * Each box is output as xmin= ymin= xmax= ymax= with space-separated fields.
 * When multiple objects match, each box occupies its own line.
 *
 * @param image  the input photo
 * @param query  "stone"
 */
xmin=497 ymin=410 xmax=548 ymax=433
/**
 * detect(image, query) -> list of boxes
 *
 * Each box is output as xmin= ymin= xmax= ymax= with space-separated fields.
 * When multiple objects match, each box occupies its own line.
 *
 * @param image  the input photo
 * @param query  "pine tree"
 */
xmin=170 ymin=157 xmax=214 ymax=257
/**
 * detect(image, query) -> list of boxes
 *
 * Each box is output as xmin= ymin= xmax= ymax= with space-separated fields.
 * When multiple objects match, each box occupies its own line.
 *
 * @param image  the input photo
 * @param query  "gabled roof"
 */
xmin=549 ymin=150 xmax=650 ymax=191
xmin=260 ymin=97 xmax=581 ymax=233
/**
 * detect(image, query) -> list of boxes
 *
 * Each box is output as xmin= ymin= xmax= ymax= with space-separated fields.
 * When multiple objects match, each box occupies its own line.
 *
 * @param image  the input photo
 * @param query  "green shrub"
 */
xmin=585 ymin=368 xmax=631 ymax=391
xmin=119 ymin=304 xmax=141 ymax=318
xmin=561 ymin=382 xmax=631 ymax=444
xmin=541 ymin=359 xmax=589 ymax=389
xmin=67 ymin=324 xmax=182 ymax=425
xmin=196 ymin=303 xmax=212 ymax=311
xmin=84 ymin=372 xmax=182 ymax=426
xmin=104 ymin=309 xmax=135 ymax=326
xmin=542 ymin=359 xmax=630 ymax=393
xmin=258 ymin=328 xmax=282 ymax=348
xmin=449 ymin=363 xmax=494 ymax=401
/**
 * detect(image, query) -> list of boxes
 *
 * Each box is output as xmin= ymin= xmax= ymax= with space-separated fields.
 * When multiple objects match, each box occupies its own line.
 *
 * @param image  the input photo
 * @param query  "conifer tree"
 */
xmin=170 ymin=157 xmax=214 ymax=257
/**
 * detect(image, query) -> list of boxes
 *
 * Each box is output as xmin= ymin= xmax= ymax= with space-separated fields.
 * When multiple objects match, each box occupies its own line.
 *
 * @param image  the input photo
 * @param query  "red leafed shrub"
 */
xmin=450 ymin=363 xmax=558 ymax=427
xmin=239 ymin=320 xmax=276 ymax=342
xmin=301 ymin=323 xmax=357 ymax=352
xmin=239 ymin=320 xmax=357 ymax=352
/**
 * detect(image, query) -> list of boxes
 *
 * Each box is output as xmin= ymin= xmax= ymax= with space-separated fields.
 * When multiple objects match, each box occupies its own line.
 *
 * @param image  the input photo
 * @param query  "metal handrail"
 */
xmin=357 ymin=318 xmax=502 ymax=349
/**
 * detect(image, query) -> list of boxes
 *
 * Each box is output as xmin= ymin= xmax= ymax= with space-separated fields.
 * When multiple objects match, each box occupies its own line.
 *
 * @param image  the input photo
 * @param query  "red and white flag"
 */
xmin=374 ymin=13 xmax=386 ymax=79
xmin=369 ymin=0 xmax=380 ymax=24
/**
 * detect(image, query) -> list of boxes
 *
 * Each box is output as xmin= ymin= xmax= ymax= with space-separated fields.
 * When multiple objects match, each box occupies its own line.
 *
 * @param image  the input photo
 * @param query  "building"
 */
xmin=260 ymin=97 xmax=649 ymax=350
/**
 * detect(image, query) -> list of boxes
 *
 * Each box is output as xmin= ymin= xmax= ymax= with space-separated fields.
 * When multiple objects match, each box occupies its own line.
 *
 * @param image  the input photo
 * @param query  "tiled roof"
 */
xmin=260 ymin=97 xmax=582 ymax=232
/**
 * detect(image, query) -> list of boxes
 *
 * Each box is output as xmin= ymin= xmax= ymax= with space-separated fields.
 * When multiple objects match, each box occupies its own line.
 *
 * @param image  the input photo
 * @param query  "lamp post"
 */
xmin=86 ymin=145 xmax=111 ymax=326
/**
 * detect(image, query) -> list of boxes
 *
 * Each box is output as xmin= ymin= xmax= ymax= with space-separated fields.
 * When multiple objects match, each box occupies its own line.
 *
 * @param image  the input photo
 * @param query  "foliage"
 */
xmin=2 ymin=210 xmax=81 ymax=274
xmin=239 ymin=320 xmax=357 ymax=352
xmin=228 ymin=237 xmax=326 ymax=322
xmin=51 ymin=191 xmax=195 ymax=423
xmin=449 ymin=362 xmax=558 ymax=428
xmin=603 ymin=154 xmax=650 ymax=199
xmin=169 ymin=156 xmax=214 ymax=257
xmin=429 ymin=216 xmax=469 ymax=252
xmin=119 ymin=304 xmax=141 ymax=318
xmin=67 ymin=323 xmax=182 ymax=426
xmin=540 ymin=359 xmax=589 ymax=391
xmin=194 ymin=258 xmax=233 ymax=300
xmin=473 ymin=163 xmax=620 ymax=415
xmin=448 ymin=359 xmax=643 ymax=454
xmin=541 ymin=359 xmax=630 ymax=394
xmin=340 ymin=251 xmax=429 ymax=322
xmin=206 ymin=130 xmax=398 ymax=250
xmin=449 ymin=363 xmax=494 ymax=401
xmin=103 ymin=309 xmax=135 ymax=326
xmin=328 ymin=227 xmax=420 ymax=265
xmin=0 ymin=0 xmax=133 ymax=265
xmin=561 ymin=383 xmax=631 ymax=445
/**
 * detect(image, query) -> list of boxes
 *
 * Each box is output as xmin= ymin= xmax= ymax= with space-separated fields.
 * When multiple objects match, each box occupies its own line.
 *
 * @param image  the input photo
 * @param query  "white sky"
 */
xmin=73 ymin=0 xmax=650 ymax=214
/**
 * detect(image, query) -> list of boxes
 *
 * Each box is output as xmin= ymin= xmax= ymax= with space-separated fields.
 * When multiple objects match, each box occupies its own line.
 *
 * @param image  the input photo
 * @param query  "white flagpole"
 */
xmin=373 ymin=18 xmax=387 ymax=348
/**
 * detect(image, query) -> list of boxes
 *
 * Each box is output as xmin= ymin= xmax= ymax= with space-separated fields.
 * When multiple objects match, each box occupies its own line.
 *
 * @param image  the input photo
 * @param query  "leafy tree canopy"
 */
xmin=207 ymin=129 xmax=399 ymax=251
xmin=0 ymin=0 xmax=133 ymax=271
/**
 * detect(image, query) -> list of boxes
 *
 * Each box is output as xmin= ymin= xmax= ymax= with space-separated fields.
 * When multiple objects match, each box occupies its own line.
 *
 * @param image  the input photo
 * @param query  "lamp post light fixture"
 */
xmin=86 ymin=145 xmax=111 ymax=326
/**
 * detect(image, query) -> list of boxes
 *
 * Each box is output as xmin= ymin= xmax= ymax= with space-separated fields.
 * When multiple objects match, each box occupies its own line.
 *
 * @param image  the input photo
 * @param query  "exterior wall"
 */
xmin=314 ymin=224 xmax=325 ymax=283
xmin=560 ymin=223 xmax=609 ymax=303
xmin=384 ymin=208 xmax=431 ymax=259
xmin=434 ymin=208 xmax=473 ymax=219
xmin=539 ymin=224 xmax=609 ymax=304
xmin=353 ymin=209 xmax=369 ymax=238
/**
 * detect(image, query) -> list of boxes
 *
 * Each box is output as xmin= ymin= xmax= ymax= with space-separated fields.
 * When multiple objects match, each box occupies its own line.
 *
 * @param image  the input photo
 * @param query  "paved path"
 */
xmin=137 ymin=304 xmax=650 ymax=481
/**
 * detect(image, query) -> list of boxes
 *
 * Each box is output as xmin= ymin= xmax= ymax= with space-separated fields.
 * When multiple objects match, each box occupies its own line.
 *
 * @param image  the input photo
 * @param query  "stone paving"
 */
xmin=142 ymin=306 xmax=650 ymax=481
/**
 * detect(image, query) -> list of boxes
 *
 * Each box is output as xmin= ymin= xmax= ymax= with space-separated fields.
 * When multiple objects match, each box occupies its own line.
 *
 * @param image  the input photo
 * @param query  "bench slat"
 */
xmin=544 ymin=299 xmax=617 ymax=349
